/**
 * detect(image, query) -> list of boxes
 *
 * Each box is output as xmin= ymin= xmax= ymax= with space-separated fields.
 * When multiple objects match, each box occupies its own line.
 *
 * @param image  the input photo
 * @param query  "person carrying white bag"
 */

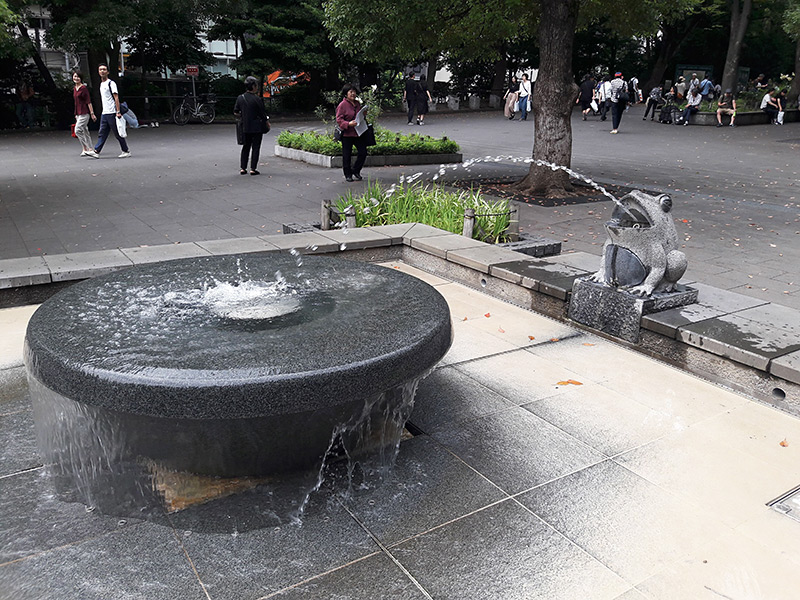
xmin=92 ymin=63 xmax=131 ymax=158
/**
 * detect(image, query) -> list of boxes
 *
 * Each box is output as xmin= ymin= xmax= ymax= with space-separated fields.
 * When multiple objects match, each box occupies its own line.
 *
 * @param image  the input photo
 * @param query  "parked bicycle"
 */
xmin=173 ymin=93 xmax=216 ymax=125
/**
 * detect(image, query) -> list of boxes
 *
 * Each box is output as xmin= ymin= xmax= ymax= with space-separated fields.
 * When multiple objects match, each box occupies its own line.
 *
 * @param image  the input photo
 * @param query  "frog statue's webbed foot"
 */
xmin=626 ymin=283 xmax=655 ymax=297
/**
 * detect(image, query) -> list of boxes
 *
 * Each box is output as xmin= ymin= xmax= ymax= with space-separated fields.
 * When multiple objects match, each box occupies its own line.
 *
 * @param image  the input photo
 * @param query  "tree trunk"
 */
xmin=491 ymin=56 xmax=508 ymax=97
xmin=16 ymin=22 xmax=58 ymax=97
xmin=720 ymin=0 xmax=753 ymax=94
xmin=513 ymin=0 xmax=579 ymax=196
xmin=790 ymin=38 xmax=800 ymax=107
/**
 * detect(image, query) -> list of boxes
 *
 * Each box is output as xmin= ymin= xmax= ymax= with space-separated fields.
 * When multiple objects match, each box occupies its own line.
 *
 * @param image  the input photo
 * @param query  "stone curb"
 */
xmin=1 ymin=226 xmax=798 ymax=409
xmin=273 ymin=145 xmax=462 ymax=168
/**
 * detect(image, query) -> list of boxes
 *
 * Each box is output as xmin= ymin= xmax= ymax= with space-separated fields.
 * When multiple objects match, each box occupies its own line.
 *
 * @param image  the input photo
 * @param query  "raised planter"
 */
xmin=689 ymin=108 xmax=799 ymax=126
xmin=274 ymin=145 xmax=462 ymax=168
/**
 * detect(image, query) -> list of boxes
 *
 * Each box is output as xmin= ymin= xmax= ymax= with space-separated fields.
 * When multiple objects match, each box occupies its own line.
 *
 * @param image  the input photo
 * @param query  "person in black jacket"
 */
xmin=234 ymin=76 xmax=269 ymax=175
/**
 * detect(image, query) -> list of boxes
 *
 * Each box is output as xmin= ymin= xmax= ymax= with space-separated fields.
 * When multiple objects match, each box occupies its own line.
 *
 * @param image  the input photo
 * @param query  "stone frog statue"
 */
xmin=590 ymin=190 xmax=687 ymax=297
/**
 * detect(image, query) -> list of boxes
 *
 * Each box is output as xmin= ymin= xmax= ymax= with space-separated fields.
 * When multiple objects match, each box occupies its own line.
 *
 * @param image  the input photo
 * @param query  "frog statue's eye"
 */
xmin=658 ymin=194 xmax=673 ymax=213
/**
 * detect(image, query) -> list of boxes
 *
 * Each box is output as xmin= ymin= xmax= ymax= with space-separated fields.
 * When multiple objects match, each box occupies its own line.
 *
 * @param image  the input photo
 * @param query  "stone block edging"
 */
xmin=689 ymin=109 xmax=799 ymax=126
xmin=1 ymin=224 xmax=798 ymax=412
xmin=273 ymin=145 xmax=462 ymax=168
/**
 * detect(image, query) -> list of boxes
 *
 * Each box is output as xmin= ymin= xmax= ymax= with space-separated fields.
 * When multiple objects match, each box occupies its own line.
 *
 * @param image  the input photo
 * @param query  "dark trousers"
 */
xmin=407 ymin=97 xmax=416 ymax=123
xmin=241 ymin=132 xmax=263 ymax=170
xmin=600 ymin=99 xmax=610 ymax=120
xmin=762 ymin=107 xmax=778 ymax=122
xmin=341 ymin=136 xmax=367 ymax=177
xmin=611 ymin=102 xmax=624 ymax=129
xmin=95 ymin=114 xmax=129 ymax=153
xmin=681 ymin=106 xmax=698 ymax=122
xmin=643 ymin=97 xmax=659 ymax=119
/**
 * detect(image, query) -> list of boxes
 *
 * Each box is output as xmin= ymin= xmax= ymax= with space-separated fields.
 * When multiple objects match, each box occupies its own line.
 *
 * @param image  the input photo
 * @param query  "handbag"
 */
xmin=261 ymin=115 xmax=270 ymax=134
xmin=360 ymin=123 xmax=376 ymax=147
xmin=333 ymin=124 xmax=343 ymax=142
xmin=590 ymin=99 xmax=598 ymax=112
xmin=618 ymin=90 xmax=629 ymax=105
xmin=236 ymin=119 xmax=243 ymax=145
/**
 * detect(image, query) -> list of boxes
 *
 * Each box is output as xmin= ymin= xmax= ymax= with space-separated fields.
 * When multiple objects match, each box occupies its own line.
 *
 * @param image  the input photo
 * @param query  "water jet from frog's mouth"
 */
xmin=25 ymin=254 xmax=452 ymax=521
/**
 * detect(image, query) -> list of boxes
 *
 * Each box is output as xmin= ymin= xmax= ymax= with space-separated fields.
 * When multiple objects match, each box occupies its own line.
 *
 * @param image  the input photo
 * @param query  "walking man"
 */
xmin=94 ymin=63 xmax=131 ymax=158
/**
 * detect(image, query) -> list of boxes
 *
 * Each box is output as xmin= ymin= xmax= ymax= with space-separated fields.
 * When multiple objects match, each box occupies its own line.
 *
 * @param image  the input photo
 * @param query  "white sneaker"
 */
xmin=86 ymin=150 xmax=100 ymax=158
xmin=118 ymin=151 xmax=131 ymax=158
xmin=80 ymin=150 xmax=87 ymax=156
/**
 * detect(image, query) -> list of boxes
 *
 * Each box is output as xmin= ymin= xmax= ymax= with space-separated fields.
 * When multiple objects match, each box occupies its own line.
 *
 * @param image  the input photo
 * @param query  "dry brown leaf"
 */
xmin=462 ymin=317 xmax=468 ymax=321
xmin=780 ymin=438 xmax=789 ymax=447
xmin=556 ymin=379 xmax=583 ymax=386
xmin=550 ymin=338 xmax=559 ymax=342
xmin=528 ymin=335 xmax=536 ymax=340
xmin=498 ymin=327 xmax=505 ymax=333
xmin=484 ymin=312 xmax=491 ymax=318
xmin=582 ymin=343 xmax=595 ymax=346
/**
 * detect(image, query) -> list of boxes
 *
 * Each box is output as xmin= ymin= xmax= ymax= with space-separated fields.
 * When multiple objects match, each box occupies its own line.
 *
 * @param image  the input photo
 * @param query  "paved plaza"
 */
xmin=1 ymin=107 xmax=799 ymax=309
xmin=1 ymin=109 xmax=800 ymax=599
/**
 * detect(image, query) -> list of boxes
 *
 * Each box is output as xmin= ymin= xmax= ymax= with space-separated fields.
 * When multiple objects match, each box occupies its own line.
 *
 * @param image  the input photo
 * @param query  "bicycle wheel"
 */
xmin=173 ymin=105 xmax=190 ymax=125
xmin=197 ymin=104 xmax=215 ymax=124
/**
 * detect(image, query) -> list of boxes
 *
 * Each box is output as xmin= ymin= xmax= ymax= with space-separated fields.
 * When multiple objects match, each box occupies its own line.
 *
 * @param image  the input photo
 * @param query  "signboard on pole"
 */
xmin=186 ymin=65 xmax=199 ymax=77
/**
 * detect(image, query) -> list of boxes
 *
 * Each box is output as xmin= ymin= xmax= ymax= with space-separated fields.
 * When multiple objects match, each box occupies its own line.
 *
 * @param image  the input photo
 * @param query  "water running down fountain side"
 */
xmin=25 ymin=254 xmax=452 ymax=508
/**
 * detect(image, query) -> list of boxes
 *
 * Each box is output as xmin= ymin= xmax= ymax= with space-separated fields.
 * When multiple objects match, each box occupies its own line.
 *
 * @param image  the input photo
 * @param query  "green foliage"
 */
xmin=334 ymin=181 xmax=512 ymax=243
xmin=208 ymin=0 xmax=336 ymax=76
xmin=277 ymin=126 xmax=460 ymax=156
xmin=123 ymin=0 xmax=213 ymax=73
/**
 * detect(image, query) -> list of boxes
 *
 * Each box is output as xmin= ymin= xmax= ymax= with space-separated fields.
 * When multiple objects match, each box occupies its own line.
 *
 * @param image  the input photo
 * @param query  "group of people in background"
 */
xmin=502 ymin=73 xmax=533 ymax=121
xmin=71 ymin=64 xmax=131 ymax=159
xmin=403 ymin=73 xmax=433 ymax=126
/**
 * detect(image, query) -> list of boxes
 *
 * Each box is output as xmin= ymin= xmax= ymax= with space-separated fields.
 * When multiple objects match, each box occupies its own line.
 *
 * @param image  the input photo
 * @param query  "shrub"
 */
xmin=334 ymin=181 xmax=512 ymax=243
xmin=277 ymin=126 xmax=460 ymax=156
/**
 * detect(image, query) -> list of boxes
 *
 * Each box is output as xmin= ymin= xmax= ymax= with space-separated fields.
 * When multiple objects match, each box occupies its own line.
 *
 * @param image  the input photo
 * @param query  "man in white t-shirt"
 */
xmin=760 ymin=88 xmax=779 ymax=123
xmin=93 ymin=63 xmax=131 ymax=158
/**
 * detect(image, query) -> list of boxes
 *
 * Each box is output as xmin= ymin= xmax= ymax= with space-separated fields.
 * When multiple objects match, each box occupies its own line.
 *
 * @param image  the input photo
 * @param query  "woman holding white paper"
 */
xmin=335 ymin=84 xmax=368 ymax=182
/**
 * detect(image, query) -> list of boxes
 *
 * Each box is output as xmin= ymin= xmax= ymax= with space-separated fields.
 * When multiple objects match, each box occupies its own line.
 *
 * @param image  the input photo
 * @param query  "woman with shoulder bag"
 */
xmin=234 ymin=76 xmax=269 ymax=175
xmin=335 ymin=84 xmax=367 ymax=182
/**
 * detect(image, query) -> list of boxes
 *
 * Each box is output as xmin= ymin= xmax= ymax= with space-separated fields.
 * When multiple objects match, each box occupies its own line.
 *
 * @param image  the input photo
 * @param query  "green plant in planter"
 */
xmin=334 ymin=181 xmax=512 ymax=243
xmin=277 ymin=127 xmax=460 ymax=156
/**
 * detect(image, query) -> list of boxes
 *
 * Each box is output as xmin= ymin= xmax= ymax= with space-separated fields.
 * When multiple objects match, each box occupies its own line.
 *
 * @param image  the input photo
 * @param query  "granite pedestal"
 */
xmin=568 ymin=278 xmax=698 ymax=343
xmin=24 ymin=255 xmax=452 ymax=498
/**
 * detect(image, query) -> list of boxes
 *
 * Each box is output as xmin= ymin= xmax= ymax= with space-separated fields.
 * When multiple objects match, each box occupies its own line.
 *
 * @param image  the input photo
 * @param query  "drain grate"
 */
xmin=767 ymin=484 xmax=800 ymax=522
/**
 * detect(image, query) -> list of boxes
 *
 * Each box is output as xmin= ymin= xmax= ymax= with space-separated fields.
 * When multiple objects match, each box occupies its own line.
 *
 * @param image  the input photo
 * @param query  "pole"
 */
xmin=321 ymin=200 xmax=331 ymax=230
xmin=345 ymin=206 xmax=357 ymax=229
xmin=191 ymin=75 xmax=196 ymax=100
xmin=507 ymin=206 xmax=519 ymax=241
xmin=462 ymin=208 xmax=475 ymax=238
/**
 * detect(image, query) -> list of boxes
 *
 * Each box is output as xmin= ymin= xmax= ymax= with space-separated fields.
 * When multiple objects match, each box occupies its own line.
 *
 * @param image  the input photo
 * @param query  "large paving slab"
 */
xmin=43 ymin=249 xmax=133 ymax=282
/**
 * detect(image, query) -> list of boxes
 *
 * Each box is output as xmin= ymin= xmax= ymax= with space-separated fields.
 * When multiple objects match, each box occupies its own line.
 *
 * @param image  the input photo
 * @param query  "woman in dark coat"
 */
xmin=234 ymin=76 xmax=269 ymax=175
xmin=414 ymin=75 xmax=433 ymax=125
xmin=335 ymin=84 xmax=367 ymax=182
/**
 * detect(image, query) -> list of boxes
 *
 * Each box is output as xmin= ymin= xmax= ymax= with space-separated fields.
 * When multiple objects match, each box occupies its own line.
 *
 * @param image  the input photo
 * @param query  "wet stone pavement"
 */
xmin=3 ymin=263 xmax=800 ymax=599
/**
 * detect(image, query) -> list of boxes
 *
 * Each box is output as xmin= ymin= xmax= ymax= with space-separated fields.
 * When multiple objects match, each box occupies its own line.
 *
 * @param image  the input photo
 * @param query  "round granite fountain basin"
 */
xmin=25 ymin=254 xmax=452 ymax=480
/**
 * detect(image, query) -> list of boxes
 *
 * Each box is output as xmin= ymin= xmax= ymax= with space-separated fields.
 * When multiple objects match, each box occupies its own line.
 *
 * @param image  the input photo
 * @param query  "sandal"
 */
xmin=240 ymin=169 xmax=247 ymax=175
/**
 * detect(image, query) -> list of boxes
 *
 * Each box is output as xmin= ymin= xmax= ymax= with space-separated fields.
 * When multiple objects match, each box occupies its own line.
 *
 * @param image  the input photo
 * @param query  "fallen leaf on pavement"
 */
xmin=780 ymin=439 xmax=789 ymax=447
xmin=556 ymin=380 xmax=583 ymax=386
xmin=484 ymin=313 xmax=491 ymax=318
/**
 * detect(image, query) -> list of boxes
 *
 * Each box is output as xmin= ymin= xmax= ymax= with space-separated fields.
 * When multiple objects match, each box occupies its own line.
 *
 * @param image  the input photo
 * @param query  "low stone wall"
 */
xmin=689 ymin=109 xmax=799 ymax=126
xmin=273 ymin=145 xmax=462 ymax=168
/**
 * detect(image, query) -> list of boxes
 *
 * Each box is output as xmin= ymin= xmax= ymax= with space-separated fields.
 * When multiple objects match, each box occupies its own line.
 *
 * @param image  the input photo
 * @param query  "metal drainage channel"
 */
xmin=768 ymin=484 xmax=800 ymax=523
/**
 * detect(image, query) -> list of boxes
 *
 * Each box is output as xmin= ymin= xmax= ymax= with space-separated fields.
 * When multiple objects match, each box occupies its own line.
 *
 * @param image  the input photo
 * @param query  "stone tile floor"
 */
xmin=2 ymin=262 xmax=800 ymax=599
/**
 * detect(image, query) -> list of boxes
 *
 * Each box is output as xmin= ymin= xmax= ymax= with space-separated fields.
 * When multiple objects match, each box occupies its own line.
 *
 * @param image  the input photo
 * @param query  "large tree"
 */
xmin=325 ymin=0 xmax=698 ymax=196
xmin=720 ymin=0 xmax=753 ymax=92
xmin=783 ymin=0 xmax=800 ymax=104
